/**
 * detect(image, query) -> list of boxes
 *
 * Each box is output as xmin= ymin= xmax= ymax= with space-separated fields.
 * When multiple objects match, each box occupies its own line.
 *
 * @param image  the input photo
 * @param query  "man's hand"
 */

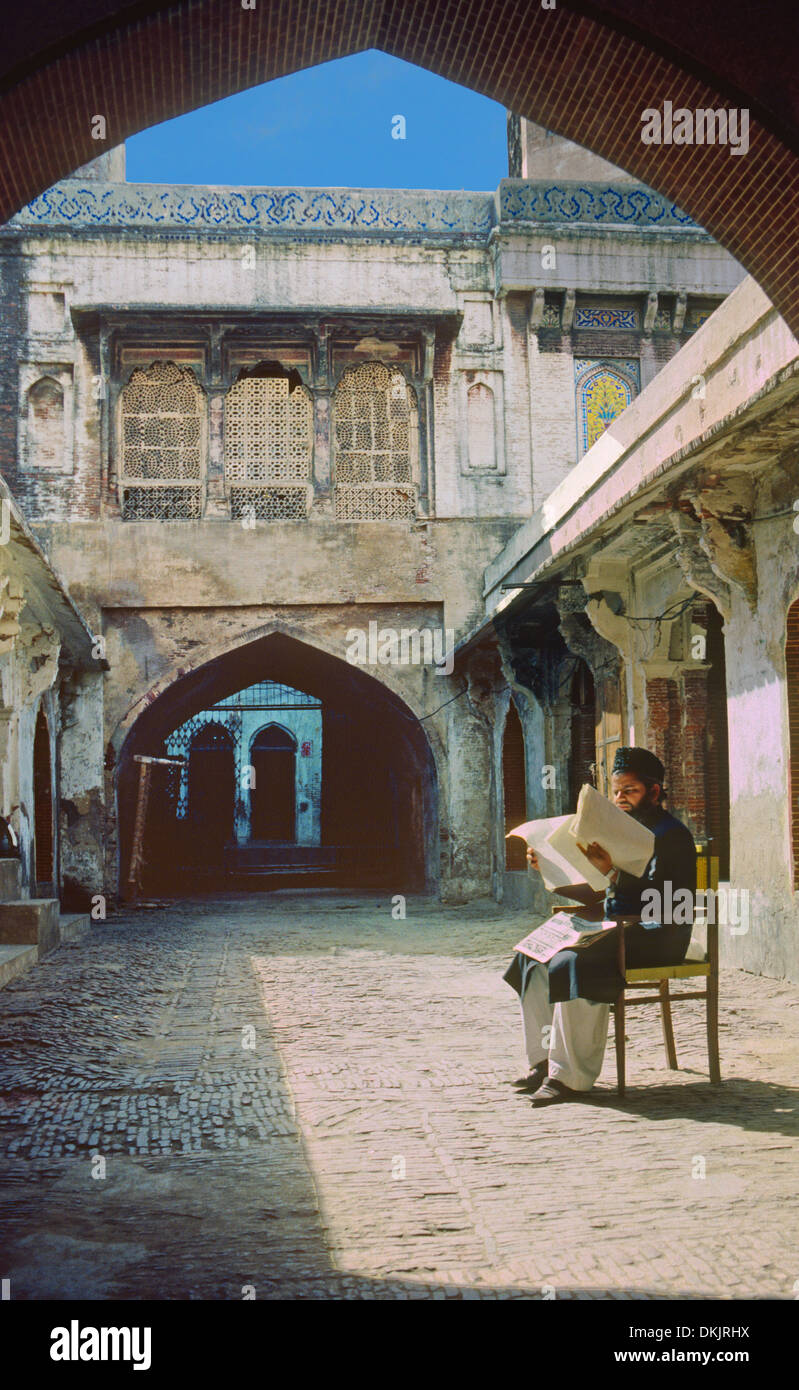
xmin=576 ymin=840 xmax=614 ymax=876
xmin=526 ymin=847 xmax=540 ymax=873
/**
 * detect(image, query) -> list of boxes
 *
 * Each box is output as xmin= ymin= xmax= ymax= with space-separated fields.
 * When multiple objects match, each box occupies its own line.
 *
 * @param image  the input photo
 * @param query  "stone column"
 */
xmin=58 ymin=667 xmax=106 ymax=907
xmin=439 ymin=647 xmax=500 ymax=902
xmin=204 ymin=327 xmax=230 ymax=518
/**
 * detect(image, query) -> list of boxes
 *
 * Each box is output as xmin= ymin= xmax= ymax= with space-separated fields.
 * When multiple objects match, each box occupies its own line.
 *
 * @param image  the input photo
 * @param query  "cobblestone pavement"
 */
xmin=1 ymin=891 xmax=798 ymax=1300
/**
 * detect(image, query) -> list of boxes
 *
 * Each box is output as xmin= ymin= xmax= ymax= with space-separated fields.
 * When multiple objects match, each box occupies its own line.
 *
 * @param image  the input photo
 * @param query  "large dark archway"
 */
xmin=115 ymin=630 xmax=438 ymax=897
xmin=0 ymin=3 xmax=797 ymax=333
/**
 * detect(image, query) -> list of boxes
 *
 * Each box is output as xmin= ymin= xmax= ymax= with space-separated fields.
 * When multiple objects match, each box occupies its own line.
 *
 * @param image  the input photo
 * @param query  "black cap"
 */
xmin=612 ymin=746 xmax=665 ymax=784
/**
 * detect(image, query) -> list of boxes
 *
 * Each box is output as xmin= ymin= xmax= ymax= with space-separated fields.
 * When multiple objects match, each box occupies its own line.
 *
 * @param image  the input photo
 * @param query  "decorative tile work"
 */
xmin=574 ymin=306 xmax=638 ymax=329
xmin=165 ymin=713 xmax=241 ymax=819
xmin=653 ymin=308 xmax=673 ymax=331
xmin=574 ymin=359 xmax=640 ymax=456
xmin=499 ymin=181 xmax=696 ymax=228
xmin=12 ymin=182 xmax=494 ymax=238
xmin=8 ymin=179 xmax=699 ymax=239
xmin=686 ymin=306 xmax=717 ymax=331
xmin=166 ymin=682 xmax=319 ymax=817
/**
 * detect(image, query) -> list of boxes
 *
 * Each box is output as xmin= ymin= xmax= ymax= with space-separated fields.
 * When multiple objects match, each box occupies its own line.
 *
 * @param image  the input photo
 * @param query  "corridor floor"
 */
xmin=1 ymin=892 xmax=797 ymax=1299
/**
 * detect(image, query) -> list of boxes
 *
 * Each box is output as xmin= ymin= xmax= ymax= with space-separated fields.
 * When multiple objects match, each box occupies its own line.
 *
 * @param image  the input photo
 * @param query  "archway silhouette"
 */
xmin=116 ymin=629 xmax=438 ymax=896
xmin=250 ymin=724 xmax=297 ymax=842
xmin=33 ymin=706 xmax=54 ymax=890
xmin=186 ymin=722 xmax=235 ymax=866
xmin=0 ymin=2 xmax=797 ymax=333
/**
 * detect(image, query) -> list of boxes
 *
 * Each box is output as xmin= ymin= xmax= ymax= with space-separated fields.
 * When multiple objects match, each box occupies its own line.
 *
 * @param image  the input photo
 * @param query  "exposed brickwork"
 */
xmin=681 ymin=668 xmax=708 ymax=836
xmin=0 ymin=1 xmax=796 ymax=336
xmin=646 ymin=608 xmax=732 ymax=852
xmin=645 ymin=675 xmax=681 ymax=810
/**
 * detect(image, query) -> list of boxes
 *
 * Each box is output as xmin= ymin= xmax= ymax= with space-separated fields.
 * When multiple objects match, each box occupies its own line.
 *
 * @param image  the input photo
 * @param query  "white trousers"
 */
xmin=520 ymin=962 xmax=610 ymax=1091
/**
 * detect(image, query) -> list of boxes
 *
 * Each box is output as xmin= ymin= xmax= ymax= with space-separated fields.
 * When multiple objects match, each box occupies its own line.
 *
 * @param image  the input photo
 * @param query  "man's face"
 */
xmin=611 ymin=772 xmax=659 ymax=813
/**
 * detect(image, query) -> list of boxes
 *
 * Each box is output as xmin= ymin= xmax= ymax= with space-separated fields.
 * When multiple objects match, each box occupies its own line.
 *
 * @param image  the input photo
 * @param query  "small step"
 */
xmin=0 ymin=858 xmax=22 ymax=903
xmin=0 ymin=899 xmax=60 ymax=955
xmin=0 ymin=943 xmax=38 ymax=989
xmin=59 ymin=913 xmax=92 ymax=942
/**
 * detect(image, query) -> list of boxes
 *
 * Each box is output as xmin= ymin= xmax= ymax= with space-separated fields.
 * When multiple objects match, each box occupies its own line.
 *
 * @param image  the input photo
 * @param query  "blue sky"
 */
xmin=125 ymin=51 xmax=508 ymax=190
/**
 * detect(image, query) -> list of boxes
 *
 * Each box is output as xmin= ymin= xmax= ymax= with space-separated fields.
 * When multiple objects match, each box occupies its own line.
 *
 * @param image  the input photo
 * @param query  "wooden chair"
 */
xmin=611 ymin=912 xmax=720 ymax=1096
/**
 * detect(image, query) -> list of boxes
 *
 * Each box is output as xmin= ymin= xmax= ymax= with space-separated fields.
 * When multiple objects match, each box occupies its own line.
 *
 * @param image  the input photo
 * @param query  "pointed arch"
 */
xmin=503 ymin=700 xmax=527 ymax=870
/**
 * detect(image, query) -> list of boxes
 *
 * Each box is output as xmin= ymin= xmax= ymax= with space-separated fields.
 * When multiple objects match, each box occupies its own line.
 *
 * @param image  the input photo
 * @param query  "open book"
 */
xmin=513 ymin=911 xmax=616 ymax=964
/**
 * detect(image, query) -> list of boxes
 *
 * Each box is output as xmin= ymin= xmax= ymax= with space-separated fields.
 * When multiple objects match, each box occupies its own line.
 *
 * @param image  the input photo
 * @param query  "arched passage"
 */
xmin=33 ymin=706 xmax=54 ymax=890
xmin=0 ymin=3 xmax=797 ymax=333
xmin=569 ymin=660 xmax=596 ymax=810
xmin=115 ymin=630 xmax=438 ymax=896
xmin=502 ymin=701 xmax=527 ymax=871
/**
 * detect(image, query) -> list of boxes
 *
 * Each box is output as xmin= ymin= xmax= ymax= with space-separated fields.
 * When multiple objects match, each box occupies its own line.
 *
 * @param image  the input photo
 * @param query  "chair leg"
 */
xmin=615 ymin=993 xmax=626 ymax=1096
xmin=707 ymin=971 xmax=721 ymax=1085
xmin=659 ymin=979 xmax=679 ymax=1070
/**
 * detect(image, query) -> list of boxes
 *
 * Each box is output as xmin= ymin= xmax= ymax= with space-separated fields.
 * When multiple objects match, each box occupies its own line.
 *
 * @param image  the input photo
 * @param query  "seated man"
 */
xmin=505 ymin=746 xmax=696 ymax=1107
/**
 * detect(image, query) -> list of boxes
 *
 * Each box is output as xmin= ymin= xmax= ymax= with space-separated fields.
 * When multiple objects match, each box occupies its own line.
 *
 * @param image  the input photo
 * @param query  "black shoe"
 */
xmin=511 ymin=1061 xmax=548 ymax=1093
xmin=530 ymin=1078 xmax=585 ymax=1107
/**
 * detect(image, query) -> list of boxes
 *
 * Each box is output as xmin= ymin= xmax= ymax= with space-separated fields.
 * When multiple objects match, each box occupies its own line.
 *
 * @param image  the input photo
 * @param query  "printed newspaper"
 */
xmin=513 ymin=911 xmax=617 ymax=964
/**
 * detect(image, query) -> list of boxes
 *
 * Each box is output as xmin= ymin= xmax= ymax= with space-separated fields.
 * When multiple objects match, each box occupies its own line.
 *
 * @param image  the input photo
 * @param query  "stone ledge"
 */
xmin=0 ymin=943 xmax=38 ymax=989
xmin=59 ymin=914 xmax=92 ymax=942
xmin=0 ymin=899 xmax=60 ymax=955
xmin=0 ymin=859 xmax=21 ymax=903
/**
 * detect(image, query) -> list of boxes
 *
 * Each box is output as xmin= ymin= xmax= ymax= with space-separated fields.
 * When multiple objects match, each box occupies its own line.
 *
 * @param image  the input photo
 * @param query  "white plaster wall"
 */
xmin=529 ymin=341 xmax=577 ymax=507
xmin=723 ymin=516 xmax=799 ymax=981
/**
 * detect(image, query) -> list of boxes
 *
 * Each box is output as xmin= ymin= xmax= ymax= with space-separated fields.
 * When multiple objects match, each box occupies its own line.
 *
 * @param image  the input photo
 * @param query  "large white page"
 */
xmin=507 ymin=815 xmax=608 ymax=892
xmin=544 ymin=817 xmax=610 ymax=891
xmin=569 ymin=783 xmax=655 ymax=877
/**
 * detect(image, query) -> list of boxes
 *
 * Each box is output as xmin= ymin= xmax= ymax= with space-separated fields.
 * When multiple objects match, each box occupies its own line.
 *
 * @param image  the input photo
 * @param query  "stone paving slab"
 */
xmin=0 ymin=891 xmax=797 ymax=1299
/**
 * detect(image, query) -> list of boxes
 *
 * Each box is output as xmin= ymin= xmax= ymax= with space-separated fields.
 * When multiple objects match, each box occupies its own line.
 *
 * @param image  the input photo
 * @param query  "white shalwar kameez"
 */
xmin=519 ymin=960 xmax=610 ymax=1090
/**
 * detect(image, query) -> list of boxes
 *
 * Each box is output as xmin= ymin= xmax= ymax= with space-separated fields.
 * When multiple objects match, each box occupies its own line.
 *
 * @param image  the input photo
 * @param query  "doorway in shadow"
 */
xmin=250 ymin=724 xmax=296 ymax=841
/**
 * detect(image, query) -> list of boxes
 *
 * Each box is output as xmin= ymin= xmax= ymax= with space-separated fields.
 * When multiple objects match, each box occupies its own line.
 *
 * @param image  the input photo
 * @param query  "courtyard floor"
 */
xmin=1 ymin=892 xmax=797 ymax=1300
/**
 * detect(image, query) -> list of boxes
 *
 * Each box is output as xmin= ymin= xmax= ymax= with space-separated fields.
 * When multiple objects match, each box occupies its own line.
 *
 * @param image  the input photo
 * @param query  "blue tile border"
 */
xmin=7 ymin=179 xmax=699 ymax=238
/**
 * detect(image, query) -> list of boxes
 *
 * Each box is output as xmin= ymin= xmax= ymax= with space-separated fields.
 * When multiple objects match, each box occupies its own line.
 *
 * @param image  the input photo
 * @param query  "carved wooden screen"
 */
xmin=333 ymin=362 xmax=417 ymax=520
xmin=224 ymin=376 xmax=313 ymax=520
xmin=119 ymin=361 xmax=204 ymax=519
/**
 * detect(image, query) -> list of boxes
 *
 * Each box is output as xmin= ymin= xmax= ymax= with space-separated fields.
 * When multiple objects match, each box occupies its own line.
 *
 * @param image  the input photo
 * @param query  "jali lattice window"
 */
xmin=333 ymin=362 xmax=417 ymax=521
xmin=119 ymin=361 xmax=204 ymax=520
xmin=574 ymin=359 xmax=639 ymax=457
xmin=224 ymin=375 xmax=313 ymax=520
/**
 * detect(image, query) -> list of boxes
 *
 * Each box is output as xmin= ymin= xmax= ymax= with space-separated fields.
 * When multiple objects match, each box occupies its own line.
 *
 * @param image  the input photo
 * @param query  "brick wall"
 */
xmin=645 ymin=676 xmax=683 ymax=812
xmin=645 ymin=603 xmax=733 ymax=859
